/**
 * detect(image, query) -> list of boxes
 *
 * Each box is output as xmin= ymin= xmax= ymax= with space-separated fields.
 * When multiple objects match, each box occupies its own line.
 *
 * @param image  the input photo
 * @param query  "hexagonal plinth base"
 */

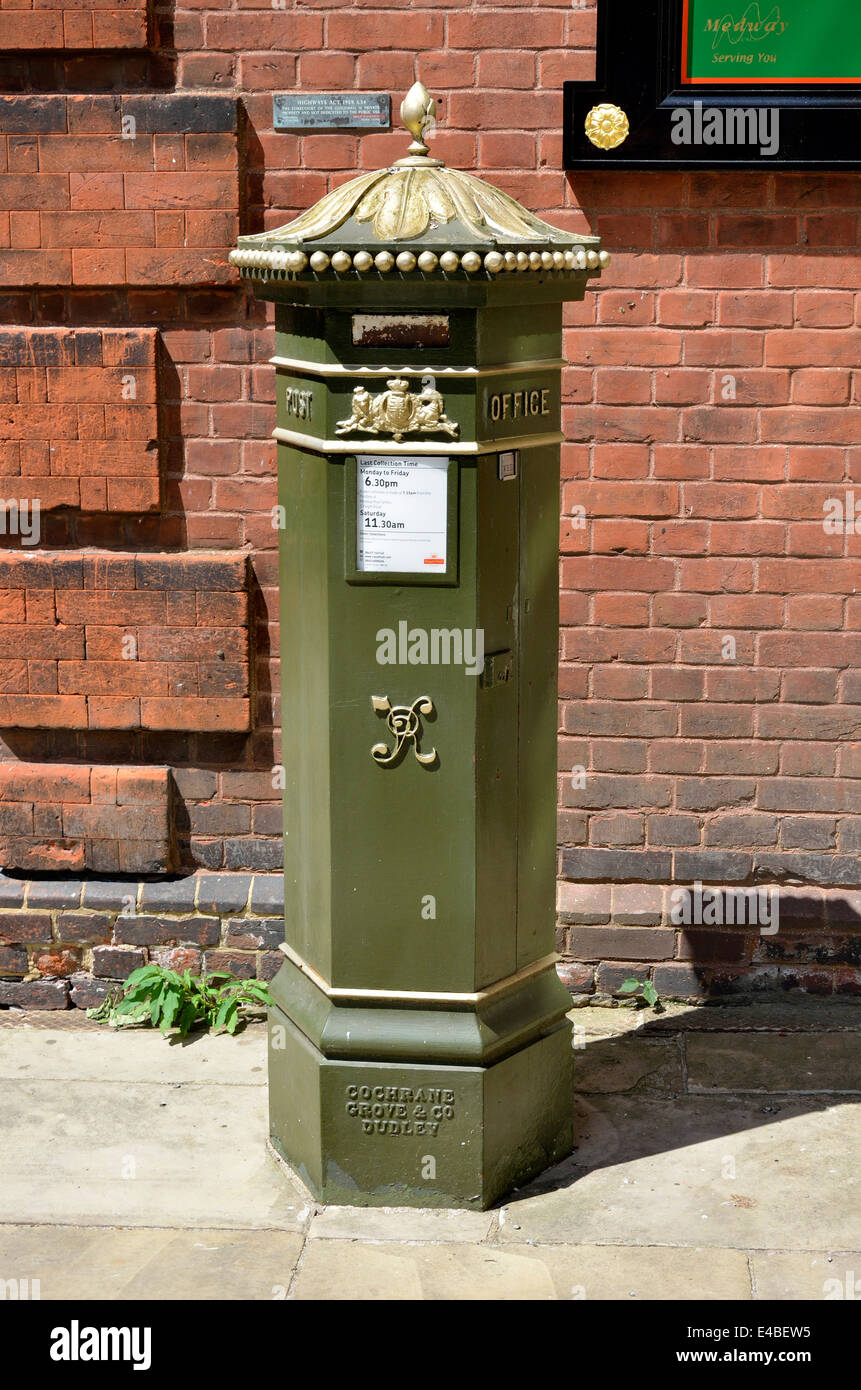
xmin=268 ymin=1006 xmax=574 ymax=1210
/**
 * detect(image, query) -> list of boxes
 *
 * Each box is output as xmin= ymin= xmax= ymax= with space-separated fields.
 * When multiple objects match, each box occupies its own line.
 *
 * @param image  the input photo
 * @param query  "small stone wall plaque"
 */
xmin=273 ymin=93 xmax=391 ymax=131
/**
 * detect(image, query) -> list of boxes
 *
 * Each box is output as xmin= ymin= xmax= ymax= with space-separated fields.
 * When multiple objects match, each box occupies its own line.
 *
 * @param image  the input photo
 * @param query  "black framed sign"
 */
xmin=564 ymin=0 xmax=861 ymax=168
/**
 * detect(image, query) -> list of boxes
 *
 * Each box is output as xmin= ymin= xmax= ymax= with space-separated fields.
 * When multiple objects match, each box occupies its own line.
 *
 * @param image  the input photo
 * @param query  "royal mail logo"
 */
xmin=423 ymin=555 xmax=445 ymax=566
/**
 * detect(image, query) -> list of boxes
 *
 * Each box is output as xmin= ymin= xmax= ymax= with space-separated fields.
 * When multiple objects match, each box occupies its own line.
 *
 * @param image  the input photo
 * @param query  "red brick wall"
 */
xmin=1 ymin=0 xmax=859 ymax=998
xmin=0 ymin=550 xmax=249 ymax=730
xmin=0 ymin=327 xmax=160 ymax=512
xmin=559 ymin=168 xmax=861 ymax=875
xmin=0 ymin=94 xmax=239 ymax=288
xmin=0 ymin=0 xmax=149 ymax=53
xmin=0 ymin=762 xmax=172 ymax=872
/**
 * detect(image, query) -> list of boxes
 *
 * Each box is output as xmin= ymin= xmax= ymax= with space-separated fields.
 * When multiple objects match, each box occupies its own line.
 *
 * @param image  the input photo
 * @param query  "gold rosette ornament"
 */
xmin=585 ymin=103 xmax=630 ymax=151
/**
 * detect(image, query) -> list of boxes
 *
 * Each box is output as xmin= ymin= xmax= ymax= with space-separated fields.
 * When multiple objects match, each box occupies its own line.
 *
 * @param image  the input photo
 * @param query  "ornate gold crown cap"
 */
xmin=230 ymin=82 xmax=609 ymax=281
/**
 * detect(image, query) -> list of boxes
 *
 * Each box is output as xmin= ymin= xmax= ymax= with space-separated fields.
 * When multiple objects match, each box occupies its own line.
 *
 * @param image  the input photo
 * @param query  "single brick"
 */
xmin=139 ymin=877 xmax=199 ymax=913
xmin=82 ymin=881 xmax=138 ymax=912
xmin=25 ymin=879 xmax=82 ymax=909
xmin=648 ymin=815 xmax=701 ymax=848
xmin=0 ymin=97 xmax=67 ymax=136
xmin=70 ymin=974 xmax=111 ymax=1010
xmin=118 ymin=838 xmax=173 ymax=876
xmin=203 ymin=950 xmax=255 ymax=979
xmin=567 ymin=926 xmax=675 ymax=962
xmin=673 ymin=851 xmax=753 ymax=883
xmin=113 ymin=915 xmax=220 ymax=948
xmin=781 ymin=818 xmax=836 ymax=851
xmin=704 ymin=815 xmax=779 ymax=849
xmin=257 ymin=951 xmax=283 ymax=982
xmin=556 ymin=882 xmax=612 ymax=924
xmin=676 ymin=930 xmax=753 ymax=964
xmin=754 ymin=853 xmax=861 ymax=887
xmin=589 ymin=813 xmax=644 ymax=848
xmin=111 ymin=917 xmax=174 ymax=950
xmin=595 ymin=962 xmax=649 ymax=995
xmin=123 ymin=95 xmax=238 ymax=136
xmin=224 ymin=838 xmax=283 ymax=871
xmin=174 ymin=917 xmax=223 ymax=948
xmin=753 ymin=933 xmax=861 ymax=967
xmin=651 ymin=964 xmax=708 ymax=1000
xmin=1 ymin=839 xmax=85 ymax=874
xmin=224 ymin=918 xmax=284 ymax=951
xmin=190 ymin=840 xmax=224 ymax=870
xmin=556 ymin=961 xmax=594 ymax=993
xmin=0 ymin=876 xmax=25 ymax=907
xmin=195 ymin=874 xmax=252 ymax=915
xmin=0 ymin=944 xmax=28 ymax=974
xmin=56 ymin=913 xmax=113 ymax=945
xmin=34 ymin=947 xmax=80 ymax=977
xmin=135 ymin=553 xmax=247 ymax=591
xmin=561 ymin=849 xmax=673 ymax=883
xmin=151 ymin=946 xmax=201 ymax=974
xmin=0 ymin=912 xmax=53 ymax=943
xmin=249 ymin=875 xmax=285 ymax=916
xmin=610 ymin=884 xmax=665 ymax=926
xmin=92 ymin=945 xmax=146 ymax=979
xmin=0 ymin=978 xmax=69 ymax=1009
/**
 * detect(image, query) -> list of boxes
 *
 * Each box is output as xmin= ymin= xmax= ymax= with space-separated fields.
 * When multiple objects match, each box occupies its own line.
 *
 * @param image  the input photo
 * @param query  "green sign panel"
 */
xmin=683 ymin=1 xmax=861 ymax=83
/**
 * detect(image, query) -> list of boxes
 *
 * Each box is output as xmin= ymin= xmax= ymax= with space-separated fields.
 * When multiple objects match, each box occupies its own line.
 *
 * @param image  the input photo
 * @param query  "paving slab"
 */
xmin=0 ymin=1021 xmax=269 ymax=1086
xmin=572 ymin=1034 xmax=683 ymax=1095
xmin=291 ymin=1241 xmax=558 ymax=1300
xmin=751 ymin=1251 xmax=861 ymax=1301
xmin=497 ymin=1093 xmax=861 ymax=1252
xmin=0 ymin=1010 xmax=859 ymax=1300
xmin=291 ymin=1238 xmax=752 ymax=1300
xmin=307 ymin=1205 xmax=494 ymax=1244
xmin=507 ymin=1242 xmax=752 ymax=1301
xmin=0 ymin=1072 xmax=308 ymax=1231
xmin=0 ymin=1225 xmax=303 ymax=1300
xmin=686 ymin=1033 xmax=861 ymax=1094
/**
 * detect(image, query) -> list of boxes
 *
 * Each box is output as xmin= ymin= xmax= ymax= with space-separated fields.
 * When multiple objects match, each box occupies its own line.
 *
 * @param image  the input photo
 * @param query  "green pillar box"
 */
xmin=231 ymin=85 xmax=608 ymax=1209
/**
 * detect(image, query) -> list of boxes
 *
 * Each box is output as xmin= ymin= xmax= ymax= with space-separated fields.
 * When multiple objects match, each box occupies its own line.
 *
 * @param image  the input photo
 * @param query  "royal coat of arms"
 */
xmin=335 ymin=378 xmax=459 ymax=442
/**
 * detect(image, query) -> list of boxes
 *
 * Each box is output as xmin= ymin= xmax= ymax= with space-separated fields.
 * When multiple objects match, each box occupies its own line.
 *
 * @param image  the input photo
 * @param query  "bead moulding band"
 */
xmin=270 ymin=354 xmax=567 ymax=380
xmin=278 ymin=939 xmax=561 ymax=1008
xmin=231 ymin=247 xmax=609 ymax=277
xmin=273 ymin=426 xmax=565 ymax=455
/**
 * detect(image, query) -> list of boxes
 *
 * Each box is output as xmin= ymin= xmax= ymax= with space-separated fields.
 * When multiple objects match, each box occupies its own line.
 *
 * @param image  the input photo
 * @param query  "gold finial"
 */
xmin=400 ymin=81 xmax=436 ymax=157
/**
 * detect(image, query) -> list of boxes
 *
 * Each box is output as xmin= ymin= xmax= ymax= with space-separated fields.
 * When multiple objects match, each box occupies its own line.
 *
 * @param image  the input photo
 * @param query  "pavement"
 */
xmin=0 ymin=997 xmax=859 ymax=1301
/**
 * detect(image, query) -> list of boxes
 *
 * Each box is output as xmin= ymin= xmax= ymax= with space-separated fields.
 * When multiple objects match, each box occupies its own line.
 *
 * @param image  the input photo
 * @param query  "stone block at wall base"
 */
xmin=6 ymin=871 xmax=860 ymax=1010
xmin=0 ymin=872 xmax=285 ymax=1008
xmin=557 ymin=880 xmax=861 ymax=1002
